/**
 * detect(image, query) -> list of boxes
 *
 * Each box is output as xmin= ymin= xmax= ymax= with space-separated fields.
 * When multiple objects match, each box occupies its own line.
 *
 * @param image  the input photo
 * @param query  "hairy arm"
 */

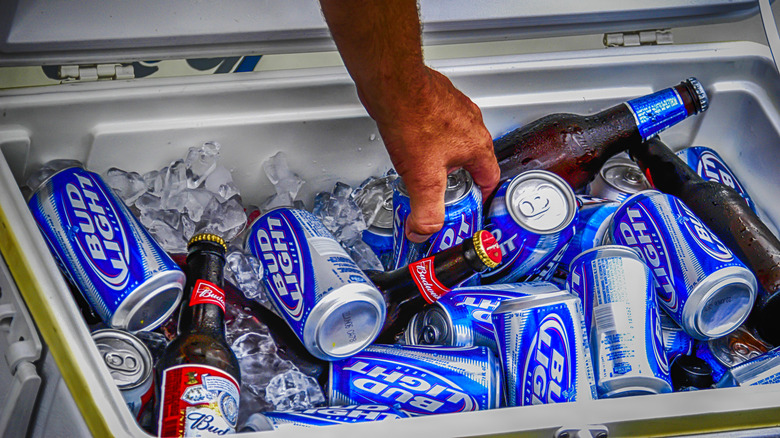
xmin=319 ymin=0 xmax=499 ymax=242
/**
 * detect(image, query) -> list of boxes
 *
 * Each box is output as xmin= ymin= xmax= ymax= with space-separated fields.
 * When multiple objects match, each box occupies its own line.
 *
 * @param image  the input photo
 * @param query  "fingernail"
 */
xmin=407 ymin=231 xmax=431 ymax=243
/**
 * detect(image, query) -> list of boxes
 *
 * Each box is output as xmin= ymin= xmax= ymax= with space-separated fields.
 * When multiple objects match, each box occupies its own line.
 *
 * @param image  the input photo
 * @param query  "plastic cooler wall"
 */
xmin=0 ymin=42 xmax=780 ymax=437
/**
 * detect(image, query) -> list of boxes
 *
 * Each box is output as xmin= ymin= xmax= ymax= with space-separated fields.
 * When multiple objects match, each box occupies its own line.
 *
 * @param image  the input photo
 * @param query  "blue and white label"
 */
xmin=676 ymin=147 xmax=757 ymax=213
xmin=263 ymin=405 xmax=408 ymax=429
xmin=521 ymin=313 xmax=572 ymax=405
xmin=627 ymin=88 xmax=688 ymax=140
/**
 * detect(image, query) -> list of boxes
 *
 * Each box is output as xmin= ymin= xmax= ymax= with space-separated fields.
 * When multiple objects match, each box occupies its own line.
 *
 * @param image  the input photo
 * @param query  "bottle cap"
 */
xmin=473 ymin=230 xmax=502 ymax=269
xmin=670 ymin=354 xmax=714 ymax=391
xmin=188 ymin=233 xmax=227 ymax=251
xmin=686 ymin=77 xmax=709 ymax=114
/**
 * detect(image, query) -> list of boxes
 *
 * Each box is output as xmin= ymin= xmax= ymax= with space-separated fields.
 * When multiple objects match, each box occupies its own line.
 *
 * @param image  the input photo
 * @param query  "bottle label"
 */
xmin=409 ymin=256 xmax=451 ymax=304
xmin=626 ymin=88 xmax=688 ymax=140
xmin=190 ymin=279 xmax=226 ymax=313
xmin=158 ymin=364 xmax=240 ymax=437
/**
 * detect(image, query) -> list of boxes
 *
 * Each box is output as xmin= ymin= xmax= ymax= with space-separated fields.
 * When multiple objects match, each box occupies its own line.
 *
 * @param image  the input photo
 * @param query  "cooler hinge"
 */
xmin=555 ymin=424 xmax=609 ymax=438
xmin=603 ymin=29 xmax=673 ymax=47
xmin=58 ymin=63 xmax=135 ymax=82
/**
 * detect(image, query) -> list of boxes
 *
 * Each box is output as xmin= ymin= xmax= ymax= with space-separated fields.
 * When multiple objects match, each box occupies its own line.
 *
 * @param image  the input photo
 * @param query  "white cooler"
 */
xmin=1 ymin=1 xmax=780 ymax=437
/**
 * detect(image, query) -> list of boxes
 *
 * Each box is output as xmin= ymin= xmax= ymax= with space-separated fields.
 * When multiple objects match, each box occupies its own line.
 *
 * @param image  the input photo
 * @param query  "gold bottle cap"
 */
xmin=188 ymin=233 xmax=227 ymax=251
xmin=473 ymin=230 xmax=502 ymax=269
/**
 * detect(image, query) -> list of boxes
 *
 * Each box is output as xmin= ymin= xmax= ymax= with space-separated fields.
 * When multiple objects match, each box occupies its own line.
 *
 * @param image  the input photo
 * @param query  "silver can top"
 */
xmin=598 ymin=158 xmax=651 ymax=195
xmin=92 ymin=329 xmax=153 ymax=390
xmin=353 ymin=175 xmax=397 ymax=230
xmin=505 ymin=170 xmax=577 ymax=235
xmin=405 ymin=305 xmax=453 ymax=346
xmin=396 ymin=168 xmax=474 ymax=206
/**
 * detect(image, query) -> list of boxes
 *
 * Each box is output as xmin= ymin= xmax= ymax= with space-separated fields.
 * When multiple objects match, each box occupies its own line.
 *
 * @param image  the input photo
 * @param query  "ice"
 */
xmin=204 ymin=166 xmax=240 ymax=202
xmin=140 ymin=209 xmax=181 ymax=231
xmin=25 ymin=159 xmax=83 ymax=193
xmin=258 ymin=192 xmax=293 ymax=214
xmin=348 ymin=240 xmax=384 ymax=271
xmin=135 ymin=193 xmax=161 ymax=212
xmin=166 ymin=188 xmax=215 ymax=222
xmin=103 ymin=168 xmax=146 ymax=205
xmin=185 ymin=141 xmax=220 ymax=188
xmin=232 ymin=331 xmax=276 ymax=357
xmin=147 ymin=220 xmax=187 ymax=253
xmin=265 ymin=369 xmax=326 ymax=411
xmin=312 ymin=182 xmax=367 ymax=245
xmin=262 ymin=152 xmax=305 ymax=201
xmin=160 ymin=159 xmax=189 ymax=208
xmin=194 ymin=197 xmax=247 ymax=241
xmin=134 ymin=331 xmax=170 ymax=364
xmin=225 ymin=250 xmax=267 ymax=302
xmin=143 ymin=169 xmax=164 ymax=197
xmin=352 ymin=175 xmax=394 ymax=228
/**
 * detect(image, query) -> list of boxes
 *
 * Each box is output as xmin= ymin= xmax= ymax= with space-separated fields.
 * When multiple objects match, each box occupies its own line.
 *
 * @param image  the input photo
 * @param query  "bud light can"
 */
xmin=695 ymin=324 xmax=771 ymax=383
xmin=329 ymin=344 xmax=501 ymax=416
xmin=28 ymin=166 xmax=185 ymax=331
xmin=716 ymin=346 xmax=780 ymax=388
xmin=492 ymin=292 xmax=596 ymax=406
xmin=659 ymin=311 xmax=694 ymax=365
xmin=354 ymin=175 xmax=397 ymax=270
xmin=588 ymin=155 xmax=652 ymax=202
xmin=404 ymin=282 xmax=564 ymax=351
xmin=675 ymin=146 xmax=758 ymax=213
xmin=392 ymin=168 xmax=482 ymax=269
xmin=481 ymin=170 xmax=578 ymax=284
xmin=240 ymin=405 xmax=409 ymax=431
xmin=246 ymin=208 xmax=386 ymax=361
xmin=607 ymin=190 xmax=757 ymax=340
xmin=568 ymin=245 xmax=672 ymax=398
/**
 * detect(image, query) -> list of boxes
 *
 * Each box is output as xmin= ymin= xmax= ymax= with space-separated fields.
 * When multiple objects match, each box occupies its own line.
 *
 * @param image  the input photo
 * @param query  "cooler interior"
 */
xmin=0 ymin=41 xmax=779 ymax=437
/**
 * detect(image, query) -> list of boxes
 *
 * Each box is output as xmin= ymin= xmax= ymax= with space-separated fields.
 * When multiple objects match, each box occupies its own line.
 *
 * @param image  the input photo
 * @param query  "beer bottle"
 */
xmin=156 ymin=234 xmax=242 ymax=437
xmin=494 ymin=78 xmax=708 ymax=190
xmin=629 ymin=137 xmax=780 ymax=345
xmin=369 ymin=230 xmax=502 ymax=343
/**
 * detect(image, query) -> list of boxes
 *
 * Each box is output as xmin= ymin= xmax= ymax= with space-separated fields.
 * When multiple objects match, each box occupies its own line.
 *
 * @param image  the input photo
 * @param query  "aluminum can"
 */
xmin=246 ymin=207 xmax=386 ymax=361
xmin=404 ymin=282 xmax=564 ymax=350
xmin=240 ymin=405 xmax=409 ymax=431
xmin=92 ymin=329 xmax=154 ymax=422
xmin=354 ymin=175 xmax=397 ymax=270
xmin=568 ymin=246 xmax=672 ymax=398
xmin=329 ymin=344 xmax=501 ymax=416
xmin=28 ymin=166 xmax=185 ymax=331
xmin=392 ymin=168 xmax=482 ymax=269
xmin=659 ymin=311 xmax=694 ymax=365
xmin=481 ymin=170 xmax=578 ymax=284
xmin=716 ymin=346 xmax=780 ymax=388
xmin=695 ymin=324 xmax=771 ymax=383
xmin=588 ymin=155 xmax=652 ymax=202
xmin=675 ymin=146 xmax=758 ymax=213
xmin=492 ymin=292 xmax=597 ymax=406
xmin=607 ymin=190 xmax=757 ymax=340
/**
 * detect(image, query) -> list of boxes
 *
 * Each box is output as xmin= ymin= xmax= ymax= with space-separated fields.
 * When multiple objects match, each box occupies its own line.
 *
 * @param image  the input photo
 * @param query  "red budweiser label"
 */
xmin=189 ymin=280 xmax=225 ymax=312
xmin=158 ymin=364 xmax=240 ymax=437
xmin=409 ymin=256 xmax=451 ymax=304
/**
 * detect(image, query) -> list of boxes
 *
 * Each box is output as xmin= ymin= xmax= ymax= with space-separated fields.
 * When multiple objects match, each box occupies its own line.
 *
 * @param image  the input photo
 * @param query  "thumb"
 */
xmin=402 ymin=169 xmax=447 ymax=243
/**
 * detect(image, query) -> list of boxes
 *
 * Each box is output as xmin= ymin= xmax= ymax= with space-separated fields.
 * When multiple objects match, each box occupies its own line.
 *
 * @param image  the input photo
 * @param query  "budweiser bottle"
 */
xmin=157 ymin=234 xmax=241 ymax=437
xmin=629 ymin=137 xmax=780 ymax=345
xmin=369 ymin=230 xmax=502 ymax=343
xmin=494 ymin=78 xmax=708 ymax=190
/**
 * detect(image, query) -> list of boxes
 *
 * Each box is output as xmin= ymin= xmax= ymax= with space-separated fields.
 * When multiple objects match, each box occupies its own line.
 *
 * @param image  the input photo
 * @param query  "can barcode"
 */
xmin=594 ymin=304 xmax=617 ymax=333
xmin=310 ymin=236 xmax=349 ymax=257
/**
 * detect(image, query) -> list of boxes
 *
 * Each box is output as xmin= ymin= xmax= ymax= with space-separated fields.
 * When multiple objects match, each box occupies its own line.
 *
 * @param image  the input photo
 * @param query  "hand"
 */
xmin=359 ymin=67 xmax=500 ymax=242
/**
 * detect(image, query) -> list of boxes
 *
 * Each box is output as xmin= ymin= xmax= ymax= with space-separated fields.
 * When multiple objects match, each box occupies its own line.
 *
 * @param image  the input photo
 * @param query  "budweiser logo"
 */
xmin=409 ymin=257 xmax=450 ymax=304
xmin=190 ymin=280 xmax=225 ymax=312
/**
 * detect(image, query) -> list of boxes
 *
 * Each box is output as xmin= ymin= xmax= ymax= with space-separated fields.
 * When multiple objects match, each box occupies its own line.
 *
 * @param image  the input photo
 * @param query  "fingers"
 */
xmin=403 ymin=168 xmax=448 ymax=243
xmin=462 ymin=131 xmax=501 ymax=201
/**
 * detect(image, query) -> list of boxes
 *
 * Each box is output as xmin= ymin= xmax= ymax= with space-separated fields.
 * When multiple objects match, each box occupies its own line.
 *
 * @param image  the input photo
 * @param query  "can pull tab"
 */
xmin=554 ymin=425 xmax=608 ymax=438
xmin=103 ymin=350 xmax=139 ymax=373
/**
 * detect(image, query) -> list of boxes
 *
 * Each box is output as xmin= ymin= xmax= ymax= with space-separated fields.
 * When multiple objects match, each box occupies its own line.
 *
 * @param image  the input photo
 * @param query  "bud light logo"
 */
xmin=522 ymin=313 xmax=572 ymax=405
xmin=452 ymin=293 xmax=504 ymax=325
xmin=649 ymin=306 xmax=669 ymax=374
xmin=674 ymin=199 xmax=734 ymax=262
xmin=428 ymin=212 xmax=473 ymax=254
xmin=252 ymin=212 xmax=307 ymax=321
xmin=696 ymin=151 xmax=747 ymax=195
xmin=64 ymin=172 xmax=131 ymax=291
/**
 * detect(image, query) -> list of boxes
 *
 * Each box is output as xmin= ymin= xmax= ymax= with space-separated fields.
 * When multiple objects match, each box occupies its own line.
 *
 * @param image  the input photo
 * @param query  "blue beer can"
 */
xmin=240 ymin=405 xmax=409 ymax=431
xmin=659 ymin=311 xmax=694 ymax=365
xmin=716 ymin=346 xmax=780 ymax=388
xmin=481 ymin=170 xmax=578 ymax=284
xmin=392 ymin=168 xmax=482 ymax=269
xmin=354 ymin=175 xmax=397 ymax=271
xmin=492 ymin=292 xmax=597 ymax=406
xmin=607 ymin=190 xmax=757 ymax=340
xmin=568 ymin=245 xmax=672 ymax=398
xmin=246 ymin=208 xmax=386 ymax=361
xmin=404 ymin=282 xmax=565 ymax=351
xmin=28 ymin=166 xmax=185 ymax=331
xmin=329 ymin=344 xmax=501 ymax=416
xmin=587 ymin=155 xmax=652 ymax=203
xmin=694 ymin=324 xmax=771 ymax=384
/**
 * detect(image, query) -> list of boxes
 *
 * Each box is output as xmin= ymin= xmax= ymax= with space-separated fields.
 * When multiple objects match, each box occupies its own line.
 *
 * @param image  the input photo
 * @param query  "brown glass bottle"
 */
xmin=494 ymin=78 xmax=708 ymax=190
xmin=156 ymin=234 xmax=242 ymax=437
xmin=370 ymin=230 xmax=502 ymax=344
xmin=629 ymin=137 xmax=780 ymax=345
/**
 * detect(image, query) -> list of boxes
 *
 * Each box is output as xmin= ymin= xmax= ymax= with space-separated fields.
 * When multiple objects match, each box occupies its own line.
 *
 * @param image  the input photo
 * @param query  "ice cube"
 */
xmin=185 ymin=141 xmax=221 ymax=189
xmin=140 ymin=208 xmax=181 ymax=231
xmin=231 ymin=331 xmax=277 ymax=358
xmin=26 ymin=159 xmax=83 ymax=193
xmin=312 ymin=182 xmax=368 ymax=245
xmin=204 ymin=165 xmax=240 ymax=202
xmin=262 ymin=152 xmax=305 ymax=200
xmin=147 ymin=221 xmax=187 ymax=253
xmin=347 ymin=240 xmax=384 ymax=271
xmin=264 ymin=369 xmax=326 ymax=411
xmin=143 ymin=169 xmax=165 ymax=197
xmin=258 ymin=192 xmax=293 ymax=214
xmin=135 ymin=193 xmax=161 ymax=212
xmin=160 ymin=159 xmax=188 ymax=208
xmin=103 ymin=167 xmax=146 ymax=205
xmin=225 ymin=251 xmax=266 ymax=300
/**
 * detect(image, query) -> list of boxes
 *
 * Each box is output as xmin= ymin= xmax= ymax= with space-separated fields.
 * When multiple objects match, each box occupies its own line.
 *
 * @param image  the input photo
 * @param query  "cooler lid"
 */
xmin=0 ymin=0 xmax=766 ymax=67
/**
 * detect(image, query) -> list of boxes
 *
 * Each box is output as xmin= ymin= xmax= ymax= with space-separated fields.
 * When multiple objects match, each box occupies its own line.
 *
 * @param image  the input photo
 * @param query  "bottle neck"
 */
xmin=628 ymin=137 xmax=702 ymax=195
xmin=179 ymin=241 xmax=227 ymax=337
xmin=623 ymin=80 xmax=702 ymax=141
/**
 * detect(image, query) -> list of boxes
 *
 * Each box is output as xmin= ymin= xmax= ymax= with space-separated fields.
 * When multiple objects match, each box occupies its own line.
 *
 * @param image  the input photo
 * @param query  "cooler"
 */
xmin=1 ymin=0 xmax=780 ymax=436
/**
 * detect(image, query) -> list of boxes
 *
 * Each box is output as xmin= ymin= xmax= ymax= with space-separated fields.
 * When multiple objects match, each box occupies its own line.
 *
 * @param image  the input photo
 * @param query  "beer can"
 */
xmin=659 ymin=311 xmax=694 ymax=365
xmin=92 ymin=329 xmax=154 ymax=421
xmin=240 ymin=405 xmax=409 ymax=431
xmin=716 ymin=346 xmax=780 ymax=388
xmin=404 ymin=282 xmax=564 ymax=350
xmin=246 ymin=208 xmax=386 ymax=361
xmin=481 ymin=170 xmax=578 ymax=284
xmin=354 ymin=175 xmax=397 ymax=270
xmin=695 ymin=324 xmax=771 ymax=383
xmin=28 ymin=166 xmax=185 ymax=331
xmin=392 ymin=168 xmax=482 ymax=269
xmin=607 ymin=190 xmax=757 ymax=340
xmin=588 ymin=155 xmax=652 ymax=202
xmin=568 ymin=245 xmax=672 ymax=398
xmin=491 ymin=292 xmax=597 ymax=406
xmin=329 ymin=344 xmax=501 ymax=416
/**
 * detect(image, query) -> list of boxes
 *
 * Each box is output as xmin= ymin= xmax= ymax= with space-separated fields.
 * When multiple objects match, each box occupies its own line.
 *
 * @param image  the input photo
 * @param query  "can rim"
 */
xmin=596 ymin=159 xmax=651 ymax=194
xmin=568 ymin=244 xmax=643 ymax=274
xmin=395 ymin=168 xmax=475 ymax=207
xmin=405 ymin=303 xmax=456 ymax=346
xmin=503 ymin=170 xmax=577 ymax=235
xmin=111 ymin=269 xmax=185 ymax=332
xmin=91 ymin=328 xmax=153 ymax=390
xmin=26 ymin=163 xmax=84 ymax=202
xmin=684 ymin=266 xmax=757 ymax=340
